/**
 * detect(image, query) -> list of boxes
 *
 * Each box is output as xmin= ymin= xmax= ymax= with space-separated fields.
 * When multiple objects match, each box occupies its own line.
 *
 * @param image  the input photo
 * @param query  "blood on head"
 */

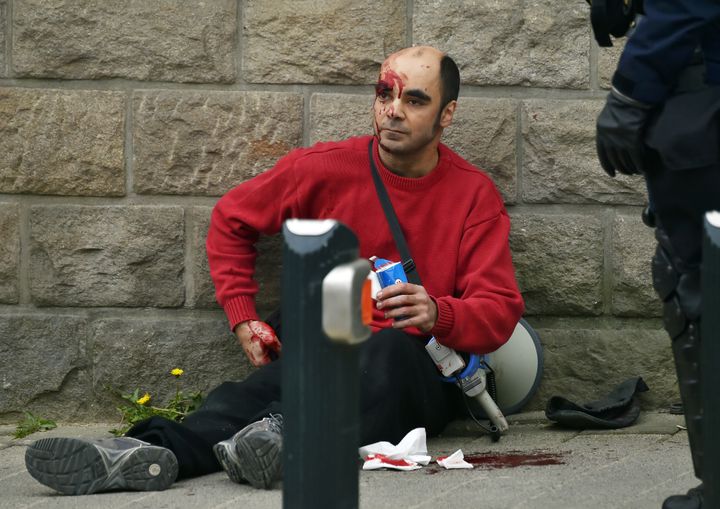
xmin=375 ymin=66 xmax=406 ymax=117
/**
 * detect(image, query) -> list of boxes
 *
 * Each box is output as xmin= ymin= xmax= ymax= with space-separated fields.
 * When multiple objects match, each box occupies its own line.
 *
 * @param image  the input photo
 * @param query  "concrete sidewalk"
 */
xmin=0 ymin=412 xmax=694 ymax=509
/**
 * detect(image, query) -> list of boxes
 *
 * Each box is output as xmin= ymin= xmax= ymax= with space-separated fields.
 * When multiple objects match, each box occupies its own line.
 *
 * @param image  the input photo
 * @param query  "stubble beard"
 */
xmin=377 ymin=120 xmax=442 ymax=157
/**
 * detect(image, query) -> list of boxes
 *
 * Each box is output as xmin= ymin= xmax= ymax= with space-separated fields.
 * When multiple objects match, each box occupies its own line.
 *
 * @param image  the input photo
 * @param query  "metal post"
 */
xmin=702 ymin=211 xmax=720 ymax=509
xmin=281 ymin=219 xmax=370 ymax=509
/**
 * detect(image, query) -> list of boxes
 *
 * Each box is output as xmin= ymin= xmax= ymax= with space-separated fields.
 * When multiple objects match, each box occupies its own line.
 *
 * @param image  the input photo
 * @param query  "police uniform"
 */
xmin=594 ymin=2 xmax=720 ymax=508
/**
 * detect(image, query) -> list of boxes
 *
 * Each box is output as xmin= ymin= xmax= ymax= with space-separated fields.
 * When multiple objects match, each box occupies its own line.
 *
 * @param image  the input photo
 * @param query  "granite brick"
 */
xmin=0 ymin=203 xmax=19 ymax=303
xmin=30 ymin=206 xmax=184 ymax=307
xmin=510 ymin=213 xmax=604 ymax=315
xmin=12 ymin=0 xmax=235 ymax=82
xmin=243 ymin=0 xmax=405 ymax=84
xmin=522 ymin=99 xmax=646 ymax=204
xmin=0 ymin=88 xmax=125 ymax=196
xmin=133 ymin=91 xmax=303 ymax=196
xmin=414 ymin=0 xmax=589 ymax=88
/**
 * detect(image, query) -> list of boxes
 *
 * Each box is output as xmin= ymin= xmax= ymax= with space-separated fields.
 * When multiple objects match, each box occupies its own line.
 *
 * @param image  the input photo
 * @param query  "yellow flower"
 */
xmin=170 ymin=368 xmax=184 ymax=377
xmin=137 ymin=393 xmax=151 ymax=405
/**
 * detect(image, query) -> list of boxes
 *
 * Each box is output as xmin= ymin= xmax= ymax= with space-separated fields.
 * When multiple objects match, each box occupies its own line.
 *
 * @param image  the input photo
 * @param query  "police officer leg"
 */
xmin=652 ymin=229 xmax=704 ymax=509
xmin=646 ymin=146 xmax=720 ymax=508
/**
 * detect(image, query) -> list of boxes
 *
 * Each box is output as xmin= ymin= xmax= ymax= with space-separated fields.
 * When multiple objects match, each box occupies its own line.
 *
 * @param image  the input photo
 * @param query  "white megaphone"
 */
xmin=484 ymin=318 xmax=544 ymax=415
xmin=426 ymin=318 xmax=543 ymax=434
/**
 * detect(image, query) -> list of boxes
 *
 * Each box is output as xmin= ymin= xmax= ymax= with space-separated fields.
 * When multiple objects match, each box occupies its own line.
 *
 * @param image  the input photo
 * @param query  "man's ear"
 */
xmin=438 ymin=100 xmax=457 ymax=129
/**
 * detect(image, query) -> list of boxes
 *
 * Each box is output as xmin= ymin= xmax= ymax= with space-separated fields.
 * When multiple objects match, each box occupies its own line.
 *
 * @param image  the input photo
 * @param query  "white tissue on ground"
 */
xmin=436 ymin=449 xmax=474 ymax=469
xmin=362 ymin=454 xmax=423 ymax=471
xmin=359 ymin=427 xmax=432 ymax=467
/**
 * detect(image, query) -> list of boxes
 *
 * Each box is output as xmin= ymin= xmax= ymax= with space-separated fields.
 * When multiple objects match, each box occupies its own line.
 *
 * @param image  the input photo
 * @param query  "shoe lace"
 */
xmin=267 ymin=413 xmax=283 ymax=434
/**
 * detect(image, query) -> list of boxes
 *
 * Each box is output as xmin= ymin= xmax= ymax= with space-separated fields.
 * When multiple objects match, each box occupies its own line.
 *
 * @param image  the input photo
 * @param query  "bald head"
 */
xmin=386 ymin=45 xmax=445 ymax=63
xmin=381 ymin=46 xmax=459 ymax=110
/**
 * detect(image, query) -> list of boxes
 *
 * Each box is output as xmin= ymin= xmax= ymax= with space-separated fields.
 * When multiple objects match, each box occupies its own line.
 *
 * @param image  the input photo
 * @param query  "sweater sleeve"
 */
xmin=206 ymin=153 xmax=303 ymax=330
xmin=430 ymin=208 xmax=524 ymax=355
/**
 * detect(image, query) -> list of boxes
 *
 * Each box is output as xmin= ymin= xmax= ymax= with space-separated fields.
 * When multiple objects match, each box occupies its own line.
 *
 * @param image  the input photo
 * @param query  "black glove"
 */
xmin=596 ymin=88 xmax=654 ymax=177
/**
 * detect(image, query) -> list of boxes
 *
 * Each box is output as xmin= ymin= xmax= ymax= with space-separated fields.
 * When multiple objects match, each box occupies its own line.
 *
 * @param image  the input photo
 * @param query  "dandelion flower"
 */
xmin=137 ymin=393 xmax=151 ymax=405
xmin=171 ymin=368 xmax=184 ymax=377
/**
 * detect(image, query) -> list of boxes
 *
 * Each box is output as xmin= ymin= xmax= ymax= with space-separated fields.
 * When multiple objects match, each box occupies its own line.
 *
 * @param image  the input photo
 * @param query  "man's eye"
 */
xmin=376 ymin=90 xmax=390 ymax=100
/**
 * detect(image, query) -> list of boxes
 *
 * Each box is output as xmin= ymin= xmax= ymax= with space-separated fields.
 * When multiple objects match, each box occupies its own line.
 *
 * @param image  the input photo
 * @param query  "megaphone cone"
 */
xmin=484 ymin=318 xmax=544 ymax=415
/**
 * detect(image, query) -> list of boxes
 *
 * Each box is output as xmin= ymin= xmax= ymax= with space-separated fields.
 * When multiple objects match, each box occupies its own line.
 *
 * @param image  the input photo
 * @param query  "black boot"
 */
xmin=652 ymin=230 xmax=704 ymax=508
xmin=663 ymin=484 xmax=703 ymax=509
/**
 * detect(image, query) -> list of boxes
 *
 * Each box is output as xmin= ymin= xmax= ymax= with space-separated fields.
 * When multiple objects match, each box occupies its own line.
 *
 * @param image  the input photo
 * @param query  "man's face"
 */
xmin=373 ymin=49 xmax=448 ymax=157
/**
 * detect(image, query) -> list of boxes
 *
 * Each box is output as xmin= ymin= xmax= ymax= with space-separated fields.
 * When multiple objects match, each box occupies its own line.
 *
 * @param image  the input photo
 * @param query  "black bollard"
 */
xmin=281 ymin=219 xmax=370 ymax=509
xmin=702 ymin=211 xmax=720 ymax=509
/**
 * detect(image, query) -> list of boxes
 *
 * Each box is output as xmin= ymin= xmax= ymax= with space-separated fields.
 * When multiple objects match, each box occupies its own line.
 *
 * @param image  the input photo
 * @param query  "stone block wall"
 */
xmin=0 ymin=0 xmax=671 ymax=424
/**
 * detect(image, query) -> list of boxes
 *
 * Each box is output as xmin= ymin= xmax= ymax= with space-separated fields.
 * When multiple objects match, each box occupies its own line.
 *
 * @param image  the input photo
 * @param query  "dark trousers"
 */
xmin=127 ymin=328 xmax=464 ymax=479
xmin=643 ymin=75 xmax=720 ymax=485
xmin=644 ymin=154 xmax=720 ymax=482
xmin=646 ymin=159 xmax=720 ymax=266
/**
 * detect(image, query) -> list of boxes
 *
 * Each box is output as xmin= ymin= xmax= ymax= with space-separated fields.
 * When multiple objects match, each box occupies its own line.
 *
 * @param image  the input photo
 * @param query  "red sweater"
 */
xmin=207 ymin=136 xmax=524 ymax=354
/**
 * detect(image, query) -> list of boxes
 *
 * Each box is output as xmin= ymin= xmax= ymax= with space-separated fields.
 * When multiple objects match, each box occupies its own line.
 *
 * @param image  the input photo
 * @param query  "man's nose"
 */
xmin=386 ymin=98 xmax=404 ymax=119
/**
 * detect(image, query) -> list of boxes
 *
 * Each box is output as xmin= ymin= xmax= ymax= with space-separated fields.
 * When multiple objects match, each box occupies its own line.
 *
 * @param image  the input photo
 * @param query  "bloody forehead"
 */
xmin=376 ymin=67 xmax=405 ymax=97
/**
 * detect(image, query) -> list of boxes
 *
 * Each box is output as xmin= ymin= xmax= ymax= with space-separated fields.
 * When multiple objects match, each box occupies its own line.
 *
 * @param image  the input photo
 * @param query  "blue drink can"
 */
xmin=373 ymin=258 xmax=407 ymax=288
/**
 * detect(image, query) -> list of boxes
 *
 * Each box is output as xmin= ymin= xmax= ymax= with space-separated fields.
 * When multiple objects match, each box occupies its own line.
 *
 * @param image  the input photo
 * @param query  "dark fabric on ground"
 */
xmin=545 ymin=377 xmax=649 ymax=429
xmin=127 ymin=328 xmax=464 ymax=479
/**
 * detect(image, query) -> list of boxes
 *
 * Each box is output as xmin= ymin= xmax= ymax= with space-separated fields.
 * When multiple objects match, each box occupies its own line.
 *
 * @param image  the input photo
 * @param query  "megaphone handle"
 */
xmin=475 ymin=390 xmax=509 ymax=432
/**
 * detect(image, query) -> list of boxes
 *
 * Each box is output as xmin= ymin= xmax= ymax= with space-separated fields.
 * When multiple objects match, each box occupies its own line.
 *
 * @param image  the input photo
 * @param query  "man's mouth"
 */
xmin=380 ymin=127 xmax=407 ymax=135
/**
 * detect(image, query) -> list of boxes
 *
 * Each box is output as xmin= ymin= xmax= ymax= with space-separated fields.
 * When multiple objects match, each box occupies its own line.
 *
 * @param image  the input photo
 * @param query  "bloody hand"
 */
xmin=237 ymin=320 xmax=281 ymax=367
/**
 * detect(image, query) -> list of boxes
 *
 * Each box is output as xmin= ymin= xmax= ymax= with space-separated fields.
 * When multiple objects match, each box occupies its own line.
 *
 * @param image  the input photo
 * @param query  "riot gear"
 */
xmin=588 ymin=1 xmax=720 ymax=507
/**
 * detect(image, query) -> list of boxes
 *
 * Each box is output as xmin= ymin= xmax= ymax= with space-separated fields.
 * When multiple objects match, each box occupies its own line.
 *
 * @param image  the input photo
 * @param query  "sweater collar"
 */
xmin=371 ymin=137 xmax=450 ymax=191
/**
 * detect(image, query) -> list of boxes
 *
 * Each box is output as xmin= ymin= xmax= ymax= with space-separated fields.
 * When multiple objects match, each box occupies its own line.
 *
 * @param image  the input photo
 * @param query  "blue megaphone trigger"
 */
xmin=440 ymin=353 xmax=485 ymax=383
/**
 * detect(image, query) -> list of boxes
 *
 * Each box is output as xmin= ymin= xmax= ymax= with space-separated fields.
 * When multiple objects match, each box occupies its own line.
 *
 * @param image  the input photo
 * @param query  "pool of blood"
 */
xmin=425 ymin=450 xmax=566 ymax=474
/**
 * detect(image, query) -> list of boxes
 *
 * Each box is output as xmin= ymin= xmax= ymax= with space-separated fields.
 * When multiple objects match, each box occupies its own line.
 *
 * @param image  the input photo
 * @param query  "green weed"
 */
xmin=14 ymin=412 xmax=57 ymax=439
xmin=110 ymin=368 xmax=203 ymax=436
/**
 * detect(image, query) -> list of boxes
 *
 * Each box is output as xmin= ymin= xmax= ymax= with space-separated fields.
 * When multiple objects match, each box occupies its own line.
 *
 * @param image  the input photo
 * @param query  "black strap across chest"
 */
xmin=367 ymin=139 xmax=422 ymax=286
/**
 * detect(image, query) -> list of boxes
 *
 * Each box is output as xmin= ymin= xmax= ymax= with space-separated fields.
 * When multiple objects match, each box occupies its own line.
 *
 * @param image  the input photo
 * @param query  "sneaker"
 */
xmin=213 ymin=414 xmax=283 ymax=490
xmin=663 ymin=483 xmax=703 ymax=509
xmin=25 ymin=436 xmax=178 ymax=495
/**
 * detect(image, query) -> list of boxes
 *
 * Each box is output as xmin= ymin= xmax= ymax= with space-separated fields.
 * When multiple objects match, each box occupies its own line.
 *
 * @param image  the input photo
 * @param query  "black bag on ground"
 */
xmin=544 ymin=376 xmax=649 ymax=429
